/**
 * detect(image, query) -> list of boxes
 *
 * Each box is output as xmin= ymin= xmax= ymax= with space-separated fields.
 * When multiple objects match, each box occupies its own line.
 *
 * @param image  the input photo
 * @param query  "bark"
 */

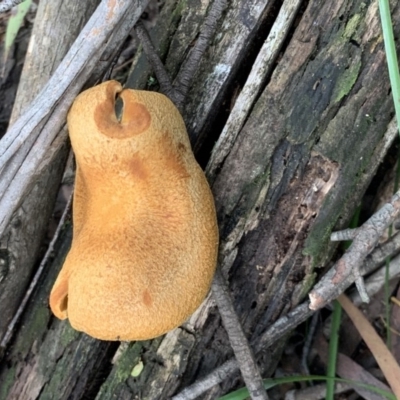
xmin=0 ymin=0 xmax=398 ymax=399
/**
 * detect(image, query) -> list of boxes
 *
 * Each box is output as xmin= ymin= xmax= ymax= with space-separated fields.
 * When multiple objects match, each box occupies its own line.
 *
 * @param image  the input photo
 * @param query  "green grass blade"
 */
xmin=379 ymin=0 xmax=400 ymax=130
xmin=2 ymin=0 xmax=32 ymax=73
xmin=326 ymin=300 xmax=342 ymax=400
xmin=378 ymin=0 xmax=400 ymax=350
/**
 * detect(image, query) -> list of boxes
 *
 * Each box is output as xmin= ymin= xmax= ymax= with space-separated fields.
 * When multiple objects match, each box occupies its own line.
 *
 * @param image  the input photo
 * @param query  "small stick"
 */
xmin=300 ymin=311 xmax=319 ymax=375
xmin=354 ymin=276 xmax=369 ymax=303
xmin=310 ymin=189 xmax=400 ymax=309
xmin=330 ymin=228 xmax=360 ymax=241
xmin=212 ymin=269 xmax=269 ymax=400
xmin=350 ymin=252 xmax=400 ymax=305
xmin=172 ymin=358 xmax=239 ymax=400
xmin=173 ymin=0 xmax=228 ymax=108
xmin=134 ymin=21 xmax=176 ymax=100
xmin=0 ymin=189 xmax=73 ymax=351
xmin=100 ymin=37 xmax=130 ymax=82
xmin=135 ymin=0 xmax=227 ymax=111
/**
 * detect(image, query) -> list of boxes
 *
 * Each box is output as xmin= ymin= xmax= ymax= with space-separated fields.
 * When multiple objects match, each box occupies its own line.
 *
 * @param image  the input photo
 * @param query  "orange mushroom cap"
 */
xmin=49 ymin=80 xmax=218 ymax=341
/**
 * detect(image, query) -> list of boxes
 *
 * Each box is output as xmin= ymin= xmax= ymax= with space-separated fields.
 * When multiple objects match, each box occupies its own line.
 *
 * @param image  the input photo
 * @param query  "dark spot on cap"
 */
xmin=142 ymin=289 xmax=152 ymax=307
xmin=177 ymin=142 xmax=186 ymax=152
xmin=130 ymin=156 xmax=148 ymax=180
xmin=158 ymin=135 xmax=190 ymax=180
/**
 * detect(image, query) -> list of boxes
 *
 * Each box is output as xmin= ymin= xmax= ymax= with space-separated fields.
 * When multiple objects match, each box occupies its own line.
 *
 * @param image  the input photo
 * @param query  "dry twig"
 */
xmin=310 ymin=189 xmax=400 ymax=308
xmin=212 ymin=269 xmax=268 ymax=400
xmin=134 ymin=20 xmax=175 ymax=100
xmin=172 ymin=0 xmax=228 ymax=109
xmin=301 ymin=311 xmax=320 ymax=375
xmin=172 ymin=359 xmax=239 ymax=400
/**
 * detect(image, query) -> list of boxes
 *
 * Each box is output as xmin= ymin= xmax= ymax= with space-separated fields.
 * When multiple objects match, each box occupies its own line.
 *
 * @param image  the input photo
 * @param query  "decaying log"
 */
xmin=0 ymin=0 xmax=399 ymax=399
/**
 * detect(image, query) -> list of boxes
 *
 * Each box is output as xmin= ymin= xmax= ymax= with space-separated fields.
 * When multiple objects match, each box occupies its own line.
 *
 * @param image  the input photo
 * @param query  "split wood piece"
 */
xmin=310 ymin=189 xmax=400 ymax=308
xmin=0 ymin=0 xmax=150 ymax=235
xmin=206 ymin=0 xmax=304 ymax=183
xmin=0 ymin=0 xmax=25 ymax=13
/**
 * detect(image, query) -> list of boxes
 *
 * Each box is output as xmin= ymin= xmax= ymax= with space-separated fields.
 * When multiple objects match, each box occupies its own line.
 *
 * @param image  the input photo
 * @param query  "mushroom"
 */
xmin=49 ymin=80 xmax=218 ymax=341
